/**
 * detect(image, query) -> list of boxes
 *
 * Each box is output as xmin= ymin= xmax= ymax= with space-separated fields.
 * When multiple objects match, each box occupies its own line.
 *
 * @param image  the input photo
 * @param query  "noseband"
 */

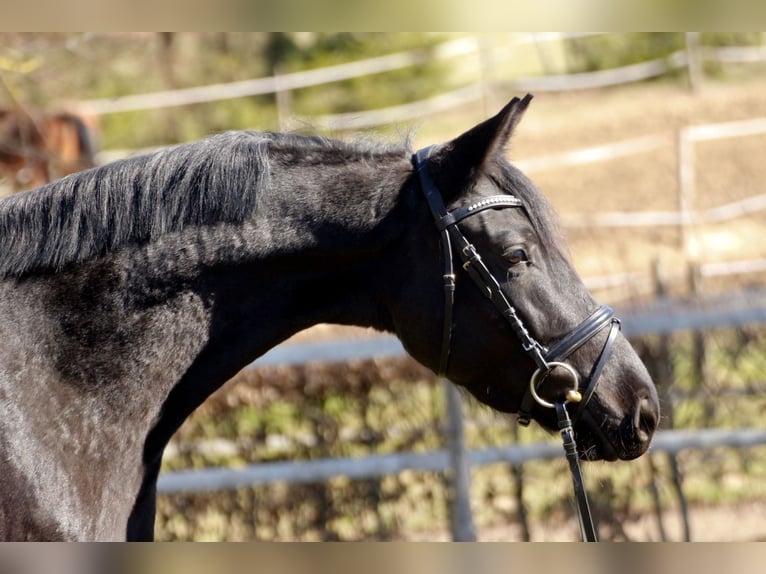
xmin=412 ymin=145 xmax=622 ymax=541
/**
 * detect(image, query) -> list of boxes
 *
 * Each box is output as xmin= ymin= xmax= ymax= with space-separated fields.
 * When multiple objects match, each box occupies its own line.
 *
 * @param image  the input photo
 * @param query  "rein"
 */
xmin=412 ymin=145 xmax=622 ymax=542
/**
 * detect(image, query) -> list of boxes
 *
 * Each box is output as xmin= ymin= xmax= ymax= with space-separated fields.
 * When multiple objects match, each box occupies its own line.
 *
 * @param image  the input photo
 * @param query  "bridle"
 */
xmin=412 ymin=145 xmax=622 ymax=542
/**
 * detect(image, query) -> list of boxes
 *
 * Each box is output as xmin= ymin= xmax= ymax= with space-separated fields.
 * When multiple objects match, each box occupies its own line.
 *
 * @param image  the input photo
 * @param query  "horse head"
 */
xmin=394 ymin=96 xmax=659 ymax=461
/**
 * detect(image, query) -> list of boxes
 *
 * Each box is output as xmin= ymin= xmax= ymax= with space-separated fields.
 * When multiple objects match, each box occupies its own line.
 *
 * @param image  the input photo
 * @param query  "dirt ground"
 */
xmin=405 ymin=500 xmax=766 ymax=542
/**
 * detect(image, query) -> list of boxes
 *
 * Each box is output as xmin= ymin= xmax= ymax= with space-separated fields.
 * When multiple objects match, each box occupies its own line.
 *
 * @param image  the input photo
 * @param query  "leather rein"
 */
xmin=412 ymin=145 xmax=622 ymax=542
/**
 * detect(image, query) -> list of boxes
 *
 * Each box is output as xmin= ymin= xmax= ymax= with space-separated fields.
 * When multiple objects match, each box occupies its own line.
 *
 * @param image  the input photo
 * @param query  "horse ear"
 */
xmin=429 ymin=94 xmax=532 ymax=199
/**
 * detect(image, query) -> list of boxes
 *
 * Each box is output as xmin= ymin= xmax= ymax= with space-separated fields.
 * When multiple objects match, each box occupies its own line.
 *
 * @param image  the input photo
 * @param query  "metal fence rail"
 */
xmin=158 ymin=428 xmax=766 ymax=494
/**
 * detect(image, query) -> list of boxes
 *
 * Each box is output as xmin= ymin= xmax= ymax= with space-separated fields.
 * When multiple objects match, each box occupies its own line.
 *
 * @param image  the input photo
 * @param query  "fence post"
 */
xmin=688 ymin=261 xmax=712 ymax=424
xmin=509 ymin=422 xmax=531 ymax=541
xmin=274 ymin=64 xmax=292 ymax=132
xmin=651 ymin=258 xmax=692 ymax=542
xmin=677 ymin=127 xmax=697 ymax=259
xmin=645 ymin=454 xmax=668 ymax=541
xmin=444 ymin=380 xmax=477 ymax=541
xmin=646 ymin=257 xmax=669 ymax=540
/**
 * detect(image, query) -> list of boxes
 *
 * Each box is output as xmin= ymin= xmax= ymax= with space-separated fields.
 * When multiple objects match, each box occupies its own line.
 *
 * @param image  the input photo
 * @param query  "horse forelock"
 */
xmin=0 ymin=131 xmax=410 ymax=278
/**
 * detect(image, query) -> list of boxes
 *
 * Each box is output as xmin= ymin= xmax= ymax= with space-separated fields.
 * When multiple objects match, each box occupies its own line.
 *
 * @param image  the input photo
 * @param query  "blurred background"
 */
xmin=1 ymin=32 xmax=765 ymax=541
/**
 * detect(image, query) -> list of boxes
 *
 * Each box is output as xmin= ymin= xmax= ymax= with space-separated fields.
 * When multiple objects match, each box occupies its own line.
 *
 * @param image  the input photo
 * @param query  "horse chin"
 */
xmin=573 ymin=419 xmax=621 ymax=461
xmin=573 ymin=409 xmax=649 ymax=462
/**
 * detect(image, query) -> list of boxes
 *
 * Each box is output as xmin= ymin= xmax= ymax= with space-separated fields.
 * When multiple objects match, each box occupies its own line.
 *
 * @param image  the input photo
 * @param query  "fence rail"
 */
xmin=509 ymin=50 xmax=688 ymax=93
xmin=514 ymin=134 xmax=668 ymax=174
xmin=77 ymin=33 xmax=766 ymax=124
xmin=158 ymin=427 xmax=766 ymax=494
xmin=77 ymin=37 xmax=481 ymax=115
xmin=294 ymin=84 xmax=485 ymax=131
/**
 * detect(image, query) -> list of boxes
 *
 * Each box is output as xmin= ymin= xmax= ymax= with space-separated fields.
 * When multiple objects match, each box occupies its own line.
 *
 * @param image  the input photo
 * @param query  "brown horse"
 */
xmin=0 ymin=107 xmax=96 ymax=193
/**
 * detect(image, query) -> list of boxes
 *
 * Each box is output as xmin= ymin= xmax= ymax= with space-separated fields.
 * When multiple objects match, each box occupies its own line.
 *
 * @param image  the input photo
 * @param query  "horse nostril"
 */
xmin=635 ymin=396 xmax=659 ymax=444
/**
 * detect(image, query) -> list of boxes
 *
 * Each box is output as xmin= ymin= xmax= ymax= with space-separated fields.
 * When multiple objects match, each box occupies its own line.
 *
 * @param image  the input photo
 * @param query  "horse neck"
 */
xmin=129 ymin=154 xmax=414 ymax=358
xmin=130 ymin=155 xmax=416 ymax=474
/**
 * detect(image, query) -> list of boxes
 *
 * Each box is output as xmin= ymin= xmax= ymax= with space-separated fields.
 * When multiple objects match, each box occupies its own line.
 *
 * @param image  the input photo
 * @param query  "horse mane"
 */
xmin=0 ymin=131 xmax=409 ymax=279
xmin=0 ymin=126 xmax=563 ymax=279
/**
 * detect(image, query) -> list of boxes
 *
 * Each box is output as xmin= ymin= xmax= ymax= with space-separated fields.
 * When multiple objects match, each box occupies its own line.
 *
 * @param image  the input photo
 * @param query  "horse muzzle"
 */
xmin=575 ymin=391 xmax=659 ymax=461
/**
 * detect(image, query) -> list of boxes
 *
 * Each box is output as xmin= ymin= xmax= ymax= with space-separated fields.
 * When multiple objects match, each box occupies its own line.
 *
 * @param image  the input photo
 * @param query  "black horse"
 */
xmin=0 ymin=95 xmax=658 ymax=541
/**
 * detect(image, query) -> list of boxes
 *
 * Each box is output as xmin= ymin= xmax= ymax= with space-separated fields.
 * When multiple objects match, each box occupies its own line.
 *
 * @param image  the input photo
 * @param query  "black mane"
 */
xmin=0 ymin=131 xmax=408 ymax=278
xmin=0 ymin=128 xmax=562 ymax=279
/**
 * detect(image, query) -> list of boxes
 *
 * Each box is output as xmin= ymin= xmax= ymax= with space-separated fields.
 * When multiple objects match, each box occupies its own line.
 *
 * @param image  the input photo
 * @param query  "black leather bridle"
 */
xmin=412 ymin=145 xmax=622 ymax=542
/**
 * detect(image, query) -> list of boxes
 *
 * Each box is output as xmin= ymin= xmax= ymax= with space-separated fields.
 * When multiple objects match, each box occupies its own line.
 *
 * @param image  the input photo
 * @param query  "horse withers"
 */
xmin=0 ymin=95 xmax=658 ymax=540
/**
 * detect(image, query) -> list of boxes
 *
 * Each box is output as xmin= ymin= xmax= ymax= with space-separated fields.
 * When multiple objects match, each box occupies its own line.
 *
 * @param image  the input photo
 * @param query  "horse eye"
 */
xmin=506 ymin=248 xmax=528 ymax=266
